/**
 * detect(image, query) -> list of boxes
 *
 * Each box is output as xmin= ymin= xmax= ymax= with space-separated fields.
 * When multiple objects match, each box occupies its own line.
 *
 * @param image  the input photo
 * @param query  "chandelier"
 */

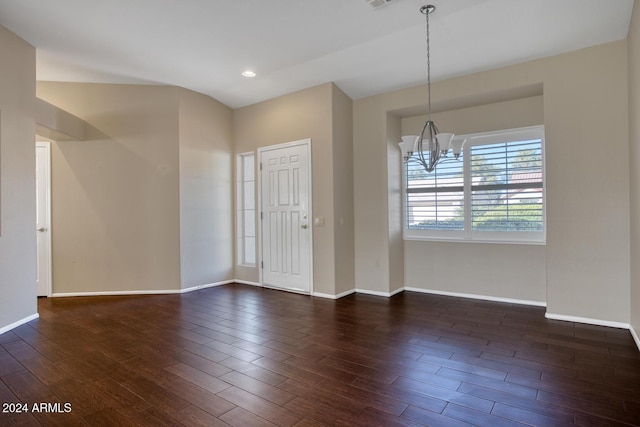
xmin=398 ymin=5 xmax=464 ymax=173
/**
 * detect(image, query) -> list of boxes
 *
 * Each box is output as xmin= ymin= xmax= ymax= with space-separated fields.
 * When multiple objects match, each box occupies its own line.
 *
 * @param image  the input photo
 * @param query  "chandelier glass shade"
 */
xmin=399 ymin=5 xmax=465 ymax=173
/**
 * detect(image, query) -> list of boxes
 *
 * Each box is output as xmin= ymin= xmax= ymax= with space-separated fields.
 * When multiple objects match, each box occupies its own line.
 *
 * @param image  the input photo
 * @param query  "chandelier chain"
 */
xmin=398 ymin=5 xmax=463 ymax=174
xmin=425 ymin=6 xmax=431 ymax=121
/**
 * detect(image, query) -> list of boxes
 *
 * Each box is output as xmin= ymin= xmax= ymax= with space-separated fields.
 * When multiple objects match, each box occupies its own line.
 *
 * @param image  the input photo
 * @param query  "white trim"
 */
xmin=235 ymin=151 xmax=257 ymax=268
xmin=335 ymin=289 xmax=356 ymax=299
xmin=234 ymin=280 xmax=261 ymax=287
xmin=52 ymin=280 xmax=234 ymax=298
xmin=313 ymin=289 xmax=355 ymax=299
xmin=544 ymin=312 xmax=630 ymax=330
xmin=53 ymin=290 xmax=182 ymax=297
xmin=389 ymin=287 xmax=405 ymax=297
xmin=403 ymin=236 xmax=546 ymax=245
xmin=355 ymin=287 xmax=404 ymax=298
xmin=180 ymin=280 xmax=233 ymax=293
xmin=313 ymin=292 xmax=339 ymax=299
xmin=0 ymin=313 xmax=39 ymax=335
xmin=35 ymin=141 xmax=52 ymax=297
xmin=404 ymin=287 xmax=547 ymax=307
xmin=630 ymin=326 xmax=640 ymax=352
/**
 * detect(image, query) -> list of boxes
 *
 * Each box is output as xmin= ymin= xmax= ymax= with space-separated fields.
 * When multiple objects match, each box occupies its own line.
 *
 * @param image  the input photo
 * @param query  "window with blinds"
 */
xmin=406 ymin=154 xmax=464 ymax=231
xmin=470 ymin=139 xmax=543 ymax=232
xmin=404 ymin=126 xmax=545 ymax=243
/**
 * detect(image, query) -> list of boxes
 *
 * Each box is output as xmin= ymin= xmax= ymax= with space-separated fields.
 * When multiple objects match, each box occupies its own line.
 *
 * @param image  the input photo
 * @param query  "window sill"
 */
xmin=403 ymin=235 xmax=546 ymax=245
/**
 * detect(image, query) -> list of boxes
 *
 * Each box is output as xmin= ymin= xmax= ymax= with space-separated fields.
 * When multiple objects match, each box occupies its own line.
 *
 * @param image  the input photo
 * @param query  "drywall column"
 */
xmin=0 ymin=24 xmax=37 ymax=331
xmin=628 ymin=0 xmax=640 ymax=344
xmin=387 ymin=113 xmax=404 ymax=295
xmin=353 ymin=99 xmax=392 ymax=294
xmin=331 ymin=85 xmax=356 ymax=296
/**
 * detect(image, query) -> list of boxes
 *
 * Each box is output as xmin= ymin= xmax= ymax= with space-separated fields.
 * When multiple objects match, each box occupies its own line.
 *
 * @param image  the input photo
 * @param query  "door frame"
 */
xmin=257 ymin=138 xmax=313 ymax=294
xmin=36 ymin=141 xmax=52 ymax=297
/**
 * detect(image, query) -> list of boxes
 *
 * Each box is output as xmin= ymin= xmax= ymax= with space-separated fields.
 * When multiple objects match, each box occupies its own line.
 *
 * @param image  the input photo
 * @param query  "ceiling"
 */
xmin=0 ymin=0 xmax=635 ymax=109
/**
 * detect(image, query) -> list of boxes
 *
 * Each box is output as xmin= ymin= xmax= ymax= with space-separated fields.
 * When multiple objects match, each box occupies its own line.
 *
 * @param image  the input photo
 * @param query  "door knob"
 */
xmin=301 ymin=224 xmax=308 ymax=229
xmin=37 ymin=227 xmax=47 ymax=232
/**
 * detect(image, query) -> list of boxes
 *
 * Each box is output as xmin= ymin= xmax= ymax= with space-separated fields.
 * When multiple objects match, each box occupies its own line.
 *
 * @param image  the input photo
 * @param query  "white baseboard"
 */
xmin=404 ymin=287 xmax=547 ymax=307
xmin=630 ymin=325 xmax=640 ymax=352
xmin=355 ymin=287 xmax=404 ymax=298
xmin=0 ymin=313 xmax=39 ymax=336
xmin=335 ymin=289 xmax=356 ymax=299
xmin=180 ymin=280 xmax=233 ymax=293
xmin=544 ymin=312 xmax=630 ymax=330
xmin=354 ymin=288 xmax=391 ymax=297
xmin=317 ymin=286 xmax=535 ymax=302
xmin=52 ymin=280 xmax=234 ymax=298
xmin=234 ymin=280 xmax=261 ymax=287
xmin=313 ymin=292 xmax=338 ymax=299
xmin=389 ymin=287 xmax=404 ymax=297
xmin=53 ymin=289 xmax=181 ymax=297
xmin=313 ymin=289 xmax=355 ymax=299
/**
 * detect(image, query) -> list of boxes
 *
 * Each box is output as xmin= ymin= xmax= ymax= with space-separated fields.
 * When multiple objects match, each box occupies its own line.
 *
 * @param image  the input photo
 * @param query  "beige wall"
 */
xmin=178 ymin=89 xmax=234 ymax=289
xmin=629 ymin=0 xmax=640 ymax=338
xmin=0 ymin=25 xmax=37 ymax=330
xmin=401 ymin=95 xmax=544 ymax=137
xmin=401 ymin=96 xmax=546 ymax=303
xmin=36 ymin=83 xmax=182 ymax=293
xmin=354 ymin=41 xmax=631 ymax=323
xmin=544 ymin=43 xmax=629 ymax=323
xmin=331 ymin=85 xmax=355 ymax=295
xmin=233 ymin=83 xmax=354 ymax=296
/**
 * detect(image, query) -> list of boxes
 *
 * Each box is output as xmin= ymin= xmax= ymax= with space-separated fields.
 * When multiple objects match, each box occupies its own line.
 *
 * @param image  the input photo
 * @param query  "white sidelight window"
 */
xmin=236 ymin=152 xmax=256 ymax=266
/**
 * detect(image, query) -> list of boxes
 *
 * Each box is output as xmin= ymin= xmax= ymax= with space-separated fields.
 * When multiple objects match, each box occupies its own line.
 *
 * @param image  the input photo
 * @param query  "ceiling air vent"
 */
xmin=366 ymin=0 xmax=392 ymax=9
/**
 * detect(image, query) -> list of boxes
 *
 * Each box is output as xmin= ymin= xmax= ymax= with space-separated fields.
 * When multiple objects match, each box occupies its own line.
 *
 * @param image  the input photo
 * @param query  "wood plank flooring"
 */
xmin=1 ymin=283 xmax=639 ymax=426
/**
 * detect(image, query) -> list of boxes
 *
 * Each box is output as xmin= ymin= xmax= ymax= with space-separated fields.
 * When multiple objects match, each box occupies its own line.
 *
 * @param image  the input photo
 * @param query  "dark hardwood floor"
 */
xmin=1 ymin=283 xmax=639 ymax=426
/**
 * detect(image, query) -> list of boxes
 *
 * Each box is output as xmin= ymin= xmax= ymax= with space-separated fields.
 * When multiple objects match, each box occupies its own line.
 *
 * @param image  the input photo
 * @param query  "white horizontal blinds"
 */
xmin=406 ymin=155 xmax=464 ymax=230
xmin=237 ymin=153 xmax=256 ymax=266
xmin=470 ymin=138 xmax=543 ymax=232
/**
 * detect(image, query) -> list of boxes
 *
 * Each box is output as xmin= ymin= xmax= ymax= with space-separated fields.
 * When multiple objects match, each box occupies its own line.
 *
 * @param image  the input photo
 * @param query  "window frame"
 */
xmin=402 ymin=125 xmax=546 ymax=244
xmin=236 ymin=152 xmax=257 ymax=266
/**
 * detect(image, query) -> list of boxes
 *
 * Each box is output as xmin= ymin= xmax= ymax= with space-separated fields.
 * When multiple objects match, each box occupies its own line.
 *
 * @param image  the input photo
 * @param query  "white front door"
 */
xmin=260 ymin=140 xmax=312 ymax=293
xmin=36 ymin=142 xmax=52 ymax=297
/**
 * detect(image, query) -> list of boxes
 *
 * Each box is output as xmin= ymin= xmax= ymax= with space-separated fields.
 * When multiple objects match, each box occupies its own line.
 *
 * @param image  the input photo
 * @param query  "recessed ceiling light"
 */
xmin=242 ymin=70 xmax=256 ymax=78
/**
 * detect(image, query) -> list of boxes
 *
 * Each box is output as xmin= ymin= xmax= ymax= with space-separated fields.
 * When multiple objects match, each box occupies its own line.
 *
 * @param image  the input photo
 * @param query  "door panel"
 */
xmin=261 ymin=141 xmax=311 ymax=293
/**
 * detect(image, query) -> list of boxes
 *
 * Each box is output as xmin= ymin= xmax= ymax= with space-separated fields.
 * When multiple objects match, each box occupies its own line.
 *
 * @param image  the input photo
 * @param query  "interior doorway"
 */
xmin=35 ymin=141 xmax=52 ymax=297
